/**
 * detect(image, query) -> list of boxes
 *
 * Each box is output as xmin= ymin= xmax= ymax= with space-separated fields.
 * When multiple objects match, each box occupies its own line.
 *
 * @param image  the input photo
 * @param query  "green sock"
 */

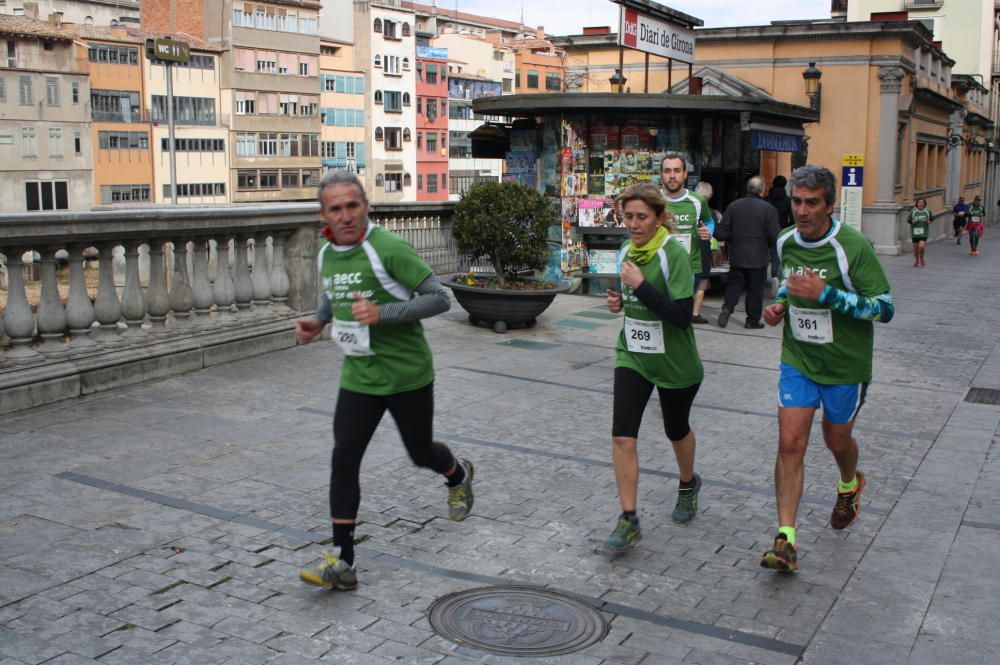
xmin=839 ymin=475 xmax=858 ymax=493
xmin=778 ymin=526 xmax=796 ymax=545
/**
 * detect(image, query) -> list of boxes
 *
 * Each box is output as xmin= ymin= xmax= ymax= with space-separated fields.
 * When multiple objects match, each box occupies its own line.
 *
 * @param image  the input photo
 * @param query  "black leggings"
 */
xmin=330 ymin=383 xmax=455 ymax=520
xmin=612 ymin=367 xmax=701 ymax=441
xmin=969 ymin=227 xmax=981 ymax=250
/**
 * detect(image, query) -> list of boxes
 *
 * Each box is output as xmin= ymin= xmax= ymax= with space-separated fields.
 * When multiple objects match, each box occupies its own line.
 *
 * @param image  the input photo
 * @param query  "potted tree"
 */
xmin=446 ymin=181 xmax=569 ymax=333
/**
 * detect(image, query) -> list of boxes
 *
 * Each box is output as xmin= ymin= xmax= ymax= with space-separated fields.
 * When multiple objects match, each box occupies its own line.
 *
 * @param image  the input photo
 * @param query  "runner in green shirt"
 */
xmin=659 ymin=152 xmax=713 ymax=278
xmin=603 ymin=183 xmax=705 ymax=554
xmin=296 ymin=171 xmax=474 ymax=590
xmin=967 ymin=196 xmax=986 ymax=255
xmin=759 ymin=166 xmax=894 ymax=572
xmin=907 ymin=198 xmax=931 ymax=267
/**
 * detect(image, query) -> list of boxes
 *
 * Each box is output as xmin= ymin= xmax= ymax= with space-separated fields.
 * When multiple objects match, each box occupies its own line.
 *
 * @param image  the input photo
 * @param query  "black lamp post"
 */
xmin=609 ymin=68 xmax=627 ymax=94
xmin=803 ymin=62 xmax=822 ymax=111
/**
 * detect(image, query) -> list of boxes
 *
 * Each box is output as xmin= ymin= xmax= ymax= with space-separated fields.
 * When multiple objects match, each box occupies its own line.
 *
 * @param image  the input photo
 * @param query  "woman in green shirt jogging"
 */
xmin=908 ymin=198 xmax=930 ymax=267
xmin=603 ymin=183 xmax=705 ymax=554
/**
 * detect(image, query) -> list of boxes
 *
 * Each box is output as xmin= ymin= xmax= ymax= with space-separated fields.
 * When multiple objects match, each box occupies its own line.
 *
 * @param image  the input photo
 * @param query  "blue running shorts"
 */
xmin=778 ymin=363 xmax=868 ymax=425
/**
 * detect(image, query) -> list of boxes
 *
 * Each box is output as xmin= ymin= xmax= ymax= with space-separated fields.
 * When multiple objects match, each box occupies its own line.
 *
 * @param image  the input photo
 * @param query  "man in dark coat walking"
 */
xmin=714 ymin=175 xmax=780 ymax=329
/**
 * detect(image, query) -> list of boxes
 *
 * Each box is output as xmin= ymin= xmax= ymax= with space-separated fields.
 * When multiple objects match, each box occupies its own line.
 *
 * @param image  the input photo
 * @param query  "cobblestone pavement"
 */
xmin=2 ymin=235 xmax=999 ymax=665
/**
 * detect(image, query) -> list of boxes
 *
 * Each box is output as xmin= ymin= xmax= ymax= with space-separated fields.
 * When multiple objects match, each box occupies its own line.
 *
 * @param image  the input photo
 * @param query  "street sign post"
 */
xmin=145 ymin=38 xmax=190 ymax=204
xmin=840 ymin=154 xmax=864 ymax=231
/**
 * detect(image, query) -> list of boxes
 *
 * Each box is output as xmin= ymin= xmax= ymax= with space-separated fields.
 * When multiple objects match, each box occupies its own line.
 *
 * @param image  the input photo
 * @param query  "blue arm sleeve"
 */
xmin=773 ymin=282 xmax=788 ymax=305
xmin=819 ymin=285 xmax=894 ymax=323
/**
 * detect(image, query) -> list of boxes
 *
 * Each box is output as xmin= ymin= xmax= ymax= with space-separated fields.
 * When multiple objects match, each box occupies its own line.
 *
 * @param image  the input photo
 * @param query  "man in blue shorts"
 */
xmin=759 ymin=165 xmax=893 ymax=572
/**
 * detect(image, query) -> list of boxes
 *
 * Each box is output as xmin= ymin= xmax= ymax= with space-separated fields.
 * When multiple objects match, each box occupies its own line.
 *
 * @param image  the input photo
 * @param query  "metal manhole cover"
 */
xmin=428 ymin=585 xmax=608 ymax=657
xmin=966 ymin=387 xmax=1000 ymax=406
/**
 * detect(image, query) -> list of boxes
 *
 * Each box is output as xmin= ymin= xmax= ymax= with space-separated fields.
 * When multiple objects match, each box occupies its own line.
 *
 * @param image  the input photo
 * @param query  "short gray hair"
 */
xmin=694 ymin=181 xmax=713 ymax=201
xmin=317 ymin=170 xmax=367 ymax=203
xmin=660 ymin=150 xmax=693 ymax=174
xmin=789 ymin=165 xmax=837 ymax=205
xmin=746 ymin=176 xmax=765 ymax=196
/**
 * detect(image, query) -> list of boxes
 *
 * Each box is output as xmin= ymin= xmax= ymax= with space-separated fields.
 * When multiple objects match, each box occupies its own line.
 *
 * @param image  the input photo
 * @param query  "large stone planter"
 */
xmin=444 ymin=279 xmax=570 ymax=333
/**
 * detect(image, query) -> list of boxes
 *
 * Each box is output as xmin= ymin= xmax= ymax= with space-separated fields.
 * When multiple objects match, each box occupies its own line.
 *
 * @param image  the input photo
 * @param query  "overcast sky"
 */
xmin=446 ymin=0 xmax=832 ymax=34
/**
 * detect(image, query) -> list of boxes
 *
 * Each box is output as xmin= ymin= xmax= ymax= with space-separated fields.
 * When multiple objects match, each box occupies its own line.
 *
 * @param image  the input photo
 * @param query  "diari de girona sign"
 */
xmin=618 ymin=7 xmax=695 ymax=64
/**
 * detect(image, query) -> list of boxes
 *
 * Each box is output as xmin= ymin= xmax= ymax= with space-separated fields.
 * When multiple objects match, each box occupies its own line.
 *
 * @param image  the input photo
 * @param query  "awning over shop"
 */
xmin=750 ymin=129 xmax=804 ymax=153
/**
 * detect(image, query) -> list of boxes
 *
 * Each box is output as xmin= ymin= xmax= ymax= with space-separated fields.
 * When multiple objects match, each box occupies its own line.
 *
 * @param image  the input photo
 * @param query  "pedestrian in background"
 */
xmin=714 ymin=175 xmax=780 ymax=329
xmin=952 ymin=196 xmax=968 ymax=244
xmin=768 ymin=175 xmax=794 ymax=229
xmin=691 ymin=181 xmax=720 ymax=324
xmin=967 ymin=195 xmax=985 ymax=256
xmin=907 ymin=198 xmax=930 ymax=267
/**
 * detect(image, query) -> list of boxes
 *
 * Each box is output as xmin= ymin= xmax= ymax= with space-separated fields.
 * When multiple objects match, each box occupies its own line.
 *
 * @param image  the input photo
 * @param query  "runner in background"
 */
xmin=967 ymin=195 xmax=985 ymax=256
xmin=907 ymin=198 xmax=930 ymax=266
xmin=692 ymin=181 xmax=720 ymax=324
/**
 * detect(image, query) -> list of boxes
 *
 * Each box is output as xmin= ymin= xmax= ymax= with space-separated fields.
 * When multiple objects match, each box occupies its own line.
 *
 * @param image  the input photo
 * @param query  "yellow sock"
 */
xmin=778 ymin=526 xmax=796 ymax=545
xmin=839 ymin=475 xmax=858 ymax=493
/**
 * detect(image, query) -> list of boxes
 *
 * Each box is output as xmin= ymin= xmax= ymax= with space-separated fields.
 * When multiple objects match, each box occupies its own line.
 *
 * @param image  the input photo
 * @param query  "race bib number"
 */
xmin=624 ymin=317 xmax=665 ymax=354
xmin=971 ymin=216 xmax=982 ymax=223
xmin=913 ymin=226 xmax=925 ymax=236
xmin=669 ymin=233 xmax=692 ymax=252
xmin=332 ymin=320 xmax=373 ymax=356
xmin=789 ymin=306 xmax=833 ymax=345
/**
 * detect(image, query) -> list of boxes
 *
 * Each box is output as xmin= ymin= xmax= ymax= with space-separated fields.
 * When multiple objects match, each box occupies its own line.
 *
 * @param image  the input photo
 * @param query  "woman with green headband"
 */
xmin=603 ymin=182 xmax=706 ymax=554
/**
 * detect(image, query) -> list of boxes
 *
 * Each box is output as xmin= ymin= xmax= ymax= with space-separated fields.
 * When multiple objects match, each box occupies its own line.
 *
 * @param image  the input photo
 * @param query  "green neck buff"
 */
xmin=627 ymin=226 xmax=669 ymax=265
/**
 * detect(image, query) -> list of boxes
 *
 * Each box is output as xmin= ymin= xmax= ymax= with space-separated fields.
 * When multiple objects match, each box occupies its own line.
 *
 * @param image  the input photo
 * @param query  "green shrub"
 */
xmin=451 ymin=181 xmax=557 ymax=288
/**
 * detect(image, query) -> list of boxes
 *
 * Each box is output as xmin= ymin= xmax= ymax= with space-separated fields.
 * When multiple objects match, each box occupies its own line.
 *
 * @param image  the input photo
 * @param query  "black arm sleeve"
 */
xmin=633 ymin=281 xmax=693 ymax=330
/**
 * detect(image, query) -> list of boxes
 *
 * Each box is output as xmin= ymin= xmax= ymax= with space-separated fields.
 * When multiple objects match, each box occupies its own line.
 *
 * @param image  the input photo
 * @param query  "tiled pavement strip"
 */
xmin=2 ymin=236 xmax=1000 ymax=664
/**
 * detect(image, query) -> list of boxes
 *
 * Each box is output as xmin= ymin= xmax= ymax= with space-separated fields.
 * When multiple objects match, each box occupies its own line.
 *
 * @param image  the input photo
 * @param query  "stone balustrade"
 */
xmin=0 ymin=200 xmax=459 ymax=414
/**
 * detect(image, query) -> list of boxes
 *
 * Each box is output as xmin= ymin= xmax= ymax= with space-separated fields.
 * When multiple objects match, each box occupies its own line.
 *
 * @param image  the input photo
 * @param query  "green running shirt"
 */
xmin=909 ymin=208 xmax=930 ymax=238
xmin=615 ymin=237 xmax=704 ymax=389
xmin=776 ymin=220 xmax=890 ymax=385
xmin=665 ymin=189 xmax=713 ymax=273
xmin=318 ymin=225 xmax=435 ymax=395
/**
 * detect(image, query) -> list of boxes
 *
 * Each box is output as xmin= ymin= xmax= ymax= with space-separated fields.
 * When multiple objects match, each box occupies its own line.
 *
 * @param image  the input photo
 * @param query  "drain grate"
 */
xmin=965 ymin=387 xmax=1000 ymax=406
xmin=428 ymin=585 xmax=608 ymax=657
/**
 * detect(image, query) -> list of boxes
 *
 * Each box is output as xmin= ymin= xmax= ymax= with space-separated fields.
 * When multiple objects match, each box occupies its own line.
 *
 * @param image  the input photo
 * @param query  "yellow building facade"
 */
xmin=558 ymin=20 xmax=989 ymax=254
xmin=320 ymin=38 xmax=366 ymax=187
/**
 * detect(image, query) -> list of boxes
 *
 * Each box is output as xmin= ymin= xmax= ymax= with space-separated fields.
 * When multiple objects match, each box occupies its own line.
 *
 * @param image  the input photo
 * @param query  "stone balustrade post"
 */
xmin=269 ymin=232 xmax=292 ymax=313
xmin=65 ymin=244 xmax=97 ymax=351
xmin=119 ymin=241 xmax=147 ymax=340
xmin=146 ymin=239 xmax=171 ymax=336
xmin=285 ymin=224 xmax=319 ymax=312
xmin=212 ymin=236 xmax=237 ymax=325
xmin=2 ymin=248 xmax=42 ymax=363
xmin=169 ymin=239 xmax=194 ymax=329
xmin=36 ymin=246 xmax=70 ymax=356
xmin=190 ymin=237 xmax=214 ymax=326
xmin=251 ymin=233 xmax=273 ymax=318
xmin=94 ymin=242 xmax=124 ymax=346
xmin=233 ymin=234 xmax=254 ymax=318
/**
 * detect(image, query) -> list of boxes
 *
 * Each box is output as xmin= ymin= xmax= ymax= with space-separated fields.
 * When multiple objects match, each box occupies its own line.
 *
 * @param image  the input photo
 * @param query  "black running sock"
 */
xmin=679 ymin=477 xmax=695 ymax=490
xmin=622 ymin=511 xmax=638 ymax=524
xmin=445 ymin=460 xmax=466 ymax=487
xmin=333 ymin=523 xmax=355 ymax=566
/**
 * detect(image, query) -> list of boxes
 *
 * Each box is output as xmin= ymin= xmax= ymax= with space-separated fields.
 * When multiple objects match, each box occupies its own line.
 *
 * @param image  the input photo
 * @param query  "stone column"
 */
xmin=35 ymin=247 xmax=70 ymax=356
xmin=119 ymin=241 xmax=147 ymax=340
xmin=2 ymin=248 xmax=41 ymax=363
xmin=212 ymin=236 xmax=237 ymax=325
xmin=865 ymin=66 xmax=907 ymax=255
xmin=93 ymin=242 xmax=124 ymax=346
xmin=233 ymin=234 xmax=254 ymax=318
xmin=947 ymin=109 xmax=966 ymax=205
xmin=190 ymin=238 xmax=214 ymax=326
xmin=145 ymin=239 xmax=171 ymax=336
xmin=250 ymin=234 xmax=272 ymax=318
xmin=65 ymin=244 xmax=98 ymax=351
xmin=269 ymin=232 xmax=292 ymax=314
xmin=169 ymin=239 xmax=194 ymax=329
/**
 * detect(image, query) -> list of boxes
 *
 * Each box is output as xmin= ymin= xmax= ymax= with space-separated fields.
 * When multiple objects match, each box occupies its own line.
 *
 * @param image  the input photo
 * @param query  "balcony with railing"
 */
xmin=0 ymin=201 xmax=461 ymax=414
